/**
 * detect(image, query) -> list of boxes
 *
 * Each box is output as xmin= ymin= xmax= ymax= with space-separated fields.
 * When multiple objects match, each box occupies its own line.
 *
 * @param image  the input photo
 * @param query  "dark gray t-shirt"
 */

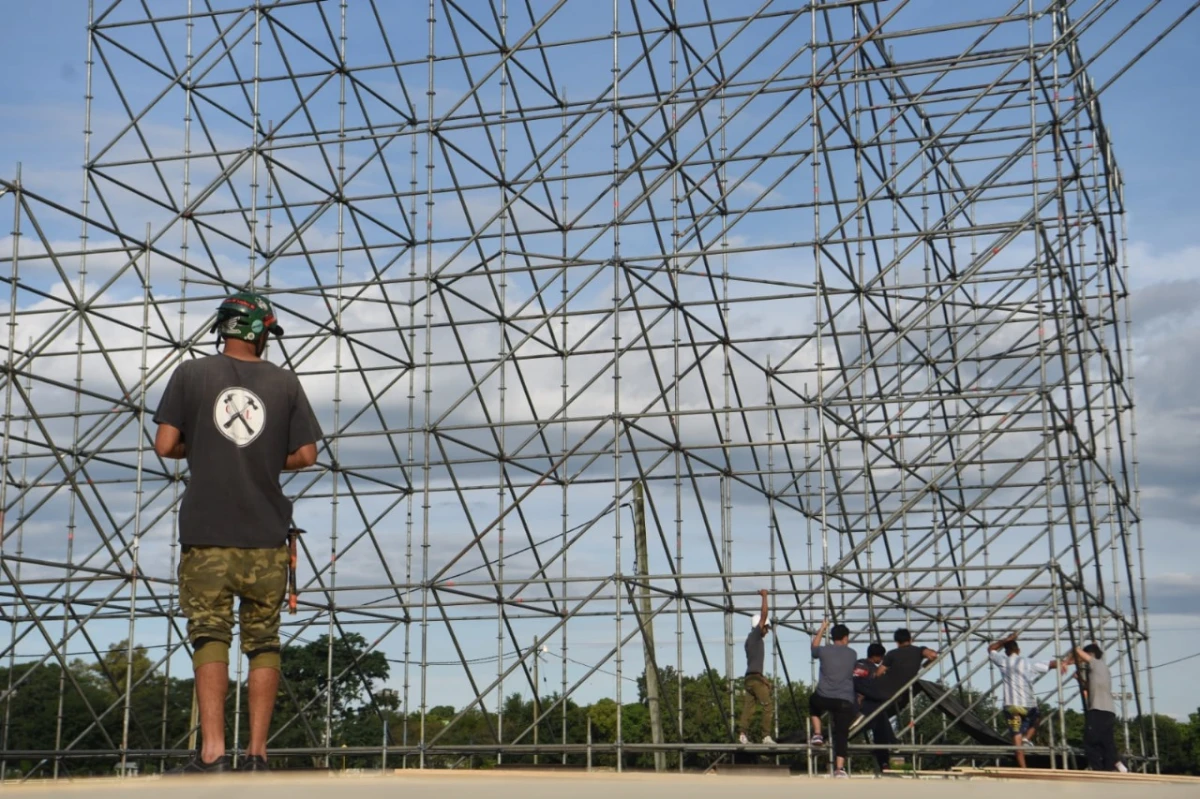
xmin=881 ymin=644 xmax=927 ymax=689
xmin=853 ymin=657 xmax=879 ymax=695
xmin=154 ymin=353 xmax=322 ymax=548
xmin=745 ymin=628 xmax=766 ymax=675
xmin=1086 ymin=657 xmax=1115 ymax=713
xmin=812 ymin=644 xmax=858 ymax=703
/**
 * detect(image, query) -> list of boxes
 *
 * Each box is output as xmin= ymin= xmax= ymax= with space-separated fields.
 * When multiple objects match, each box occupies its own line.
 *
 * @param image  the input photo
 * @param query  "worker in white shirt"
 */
xmin=987 ymin=634 xmax=1063 ymax=768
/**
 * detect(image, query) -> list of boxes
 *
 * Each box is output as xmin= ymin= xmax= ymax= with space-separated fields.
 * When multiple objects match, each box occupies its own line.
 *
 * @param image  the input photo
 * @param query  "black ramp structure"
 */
xmin=0 ymin=0 xmax=1196 ymax=773
xmin=914 ymin=680 xmax=1015 ymax=749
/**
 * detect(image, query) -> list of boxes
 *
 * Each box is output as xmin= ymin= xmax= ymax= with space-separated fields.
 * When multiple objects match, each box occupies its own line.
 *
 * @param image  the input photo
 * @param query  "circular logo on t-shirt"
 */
xmin=214 ymin=387 xmax=266 ymax=447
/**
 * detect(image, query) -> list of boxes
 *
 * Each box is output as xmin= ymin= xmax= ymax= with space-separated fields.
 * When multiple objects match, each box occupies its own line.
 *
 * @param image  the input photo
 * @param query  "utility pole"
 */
xmin=533 ymin=636 xmax=540 ymax=765
xmin=633 ymin=481 xmax=665 ymax=771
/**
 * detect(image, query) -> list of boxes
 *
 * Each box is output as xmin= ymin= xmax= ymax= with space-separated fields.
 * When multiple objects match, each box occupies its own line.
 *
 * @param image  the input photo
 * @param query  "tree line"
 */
xmin=0 ymin=634 xmax=1196 ymax=776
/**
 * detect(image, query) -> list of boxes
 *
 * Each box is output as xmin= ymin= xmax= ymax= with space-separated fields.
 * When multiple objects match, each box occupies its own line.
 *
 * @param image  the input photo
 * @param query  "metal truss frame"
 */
xmin=1 ymin=0 xmax=1194 ymax=778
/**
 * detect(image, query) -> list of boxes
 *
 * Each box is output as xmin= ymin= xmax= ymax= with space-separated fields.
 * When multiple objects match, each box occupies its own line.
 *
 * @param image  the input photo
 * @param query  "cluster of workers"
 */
xmin=739 ymin=589 xmax=1125 ymax=777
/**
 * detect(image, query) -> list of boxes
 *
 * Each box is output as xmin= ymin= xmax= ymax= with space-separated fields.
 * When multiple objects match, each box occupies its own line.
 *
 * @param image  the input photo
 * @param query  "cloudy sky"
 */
xmin=0 ymin=1 xmax=1197 ymax=725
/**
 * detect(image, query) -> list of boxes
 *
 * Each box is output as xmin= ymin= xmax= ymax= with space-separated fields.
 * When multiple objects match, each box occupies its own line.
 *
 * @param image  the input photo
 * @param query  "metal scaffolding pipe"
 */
xmin=0 ymin=0 xmax=1181 ymax=775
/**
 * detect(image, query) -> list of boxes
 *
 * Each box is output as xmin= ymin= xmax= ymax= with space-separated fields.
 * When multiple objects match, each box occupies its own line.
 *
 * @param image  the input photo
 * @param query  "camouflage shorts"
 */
xmin=1005 ymin=704 xmax=1040 ymax=736
xmin=178 ymin=545 xmax=288 ymax=669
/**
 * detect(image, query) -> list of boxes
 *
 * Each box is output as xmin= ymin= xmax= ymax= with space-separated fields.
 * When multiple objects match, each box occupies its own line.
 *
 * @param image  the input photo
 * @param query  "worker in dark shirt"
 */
xmin=155 ymin=292 xmax=322 ymax=773
xmin=854 ymin=642 xmax=886 ymax=700
xmin=852 ymin=642 xmax=889 ymax=770
xmin=737 ymin=589 xmax=776 ymax=745
xmin=857 ymin=628 xmax=938 ymax=771
xmin=876 ymin=628 xmax=938 ymax=688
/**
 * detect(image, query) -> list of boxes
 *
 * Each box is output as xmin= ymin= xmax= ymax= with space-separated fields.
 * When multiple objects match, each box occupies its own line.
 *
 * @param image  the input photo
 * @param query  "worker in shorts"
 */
xmin=155 ymin=291 xmax=322 ymax=773
xmin=986 ymin=634 xmax=1062 ymax=768
xmin=737 ymin=589 xmax=776 ymax=745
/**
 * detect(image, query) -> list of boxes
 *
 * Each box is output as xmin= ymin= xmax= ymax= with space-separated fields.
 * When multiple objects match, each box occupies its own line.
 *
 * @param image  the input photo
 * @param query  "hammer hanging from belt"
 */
xmin=286 ymin=527 xmax=304 ymax=614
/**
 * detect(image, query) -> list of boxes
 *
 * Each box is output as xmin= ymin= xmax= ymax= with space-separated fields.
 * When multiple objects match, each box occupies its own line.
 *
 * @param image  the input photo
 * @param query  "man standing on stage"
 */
xmin=155 ymin=291 xmax=321 ymax=773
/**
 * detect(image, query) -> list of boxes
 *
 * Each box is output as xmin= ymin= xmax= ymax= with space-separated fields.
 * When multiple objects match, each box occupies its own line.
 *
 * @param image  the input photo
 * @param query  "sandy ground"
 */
xmin=0 ymin=769 xmax=1197 ymax=799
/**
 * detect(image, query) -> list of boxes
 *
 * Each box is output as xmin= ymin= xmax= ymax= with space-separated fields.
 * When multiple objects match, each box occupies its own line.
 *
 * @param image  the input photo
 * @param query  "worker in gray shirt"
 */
xmin=1066 ymin=643 xmax=1124 ymax=772
xmin=809 ymin=619 xmax=858 ymax=778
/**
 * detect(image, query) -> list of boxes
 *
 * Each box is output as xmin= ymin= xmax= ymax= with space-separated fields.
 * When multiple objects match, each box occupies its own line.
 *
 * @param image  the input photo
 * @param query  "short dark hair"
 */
xmin=894 ymin=628 xmax=912 ymax=644
xmin=1083 ymin=643 xmax=1103 ymax=659
xmin=830 ymin=624 xmax=850 ymax=642
xmin=1003 ymin=640 xmax=1020 ymax=656
xmin=867 ymin=643 xmax=886 ymax=658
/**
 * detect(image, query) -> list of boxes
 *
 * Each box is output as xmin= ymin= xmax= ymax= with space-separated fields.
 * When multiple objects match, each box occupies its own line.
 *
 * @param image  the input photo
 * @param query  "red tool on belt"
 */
xmin=287 ymin=527 xmax=304 ymax=614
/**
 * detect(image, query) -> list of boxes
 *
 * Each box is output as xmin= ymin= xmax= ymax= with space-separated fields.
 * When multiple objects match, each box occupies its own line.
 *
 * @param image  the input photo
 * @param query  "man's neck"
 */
xmin=221 ymin=343 xmax=261 ymax=362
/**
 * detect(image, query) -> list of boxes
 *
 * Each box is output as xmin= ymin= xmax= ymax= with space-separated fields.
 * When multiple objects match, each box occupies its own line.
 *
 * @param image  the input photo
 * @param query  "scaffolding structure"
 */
xmin=0 ymin=0 xmax=1193 ymax=777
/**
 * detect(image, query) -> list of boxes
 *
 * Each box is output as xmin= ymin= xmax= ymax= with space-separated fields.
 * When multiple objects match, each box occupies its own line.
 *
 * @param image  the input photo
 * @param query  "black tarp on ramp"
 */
xmin=914 ymin=679 xmax=1017 ymax=748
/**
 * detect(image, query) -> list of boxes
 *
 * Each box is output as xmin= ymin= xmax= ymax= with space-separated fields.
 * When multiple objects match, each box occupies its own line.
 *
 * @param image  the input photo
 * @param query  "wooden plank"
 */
xmin=950 ymin=766 xmax=1200 ymax=785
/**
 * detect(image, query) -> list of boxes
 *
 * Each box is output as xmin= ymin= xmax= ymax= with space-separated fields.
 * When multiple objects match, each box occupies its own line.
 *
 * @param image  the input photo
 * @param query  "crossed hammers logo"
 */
xmin=223 ymin=392 xmax=259 ymax=434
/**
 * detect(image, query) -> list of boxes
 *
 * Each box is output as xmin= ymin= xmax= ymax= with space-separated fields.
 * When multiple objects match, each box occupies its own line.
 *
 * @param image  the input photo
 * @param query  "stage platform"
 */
xmin=2 ymin=768 xmax=1198 ymax=799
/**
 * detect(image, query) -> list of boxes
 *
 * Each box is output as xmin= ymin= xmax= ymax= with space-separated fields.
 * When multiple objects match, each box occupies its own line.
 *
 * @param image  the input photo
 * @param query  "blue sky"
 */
xmin=1 ymin=1 xmax=1198 ymax=728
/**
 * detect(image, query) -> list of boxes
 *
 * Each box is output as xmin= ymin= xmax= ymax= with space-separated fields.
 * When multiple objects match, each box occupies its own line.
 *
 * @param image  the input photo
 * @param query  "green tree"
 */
xmin=0 ymin=660 xmax=112 ymax=775
xmin=1187 ymin=709 xmax=1200 ymax=774
xmin=87 ymin=640 xmax=194 ymax=757
xmin=0 ymin=643 xmax=194 ymax=777
xmin=269 ymin=632 xmax=390 ymax=767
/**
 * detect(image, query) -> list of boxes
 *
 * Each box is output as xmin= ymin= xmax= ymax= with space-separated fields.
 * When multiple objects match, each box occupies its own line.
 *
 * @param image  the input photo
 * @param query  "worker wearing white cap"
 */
xmin=738 ymin=588 xmax=777 ymax=745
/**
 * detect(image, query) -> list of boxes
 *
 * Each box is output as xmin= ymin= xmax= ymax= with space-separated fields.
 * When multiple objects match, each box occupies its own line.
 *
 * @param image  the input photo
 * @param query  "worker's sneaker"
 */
xmin=738 ymin=732 xmax=750 ymax=745
xmin=834 ymin=769 xmax=848 ymax=779
xmin=1115 ymin=762 xmax=1128 ymax=773
xmin=810 ymin=733 xmax=825 ymax=746
xmin=238 ymin=755 xmax=269 ymax=772
xmin=762 ymin=736 xmax=777 ymax=746
xmin=1022 ymin=739 xmax=1036 ymax=747
xmin=168 ymin=753 xmax=229 ymax=774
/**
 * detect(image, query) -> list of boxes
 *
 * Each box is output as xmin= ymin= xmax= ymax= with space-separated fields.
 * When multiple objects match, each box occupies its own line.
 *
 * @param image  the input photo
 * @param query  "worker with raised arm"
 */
xmin=986 ymin=634 xmax=1062 ymax=768
xmin=737 ymin=589 xmax=776 ymax=746
xmin=808 ymin=619 xmax=858 ymax=778
xmin=1063 ymin=643 xmax=1125 ymax=772
xmin=154 ymin=292 xmax=322 ymax=773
